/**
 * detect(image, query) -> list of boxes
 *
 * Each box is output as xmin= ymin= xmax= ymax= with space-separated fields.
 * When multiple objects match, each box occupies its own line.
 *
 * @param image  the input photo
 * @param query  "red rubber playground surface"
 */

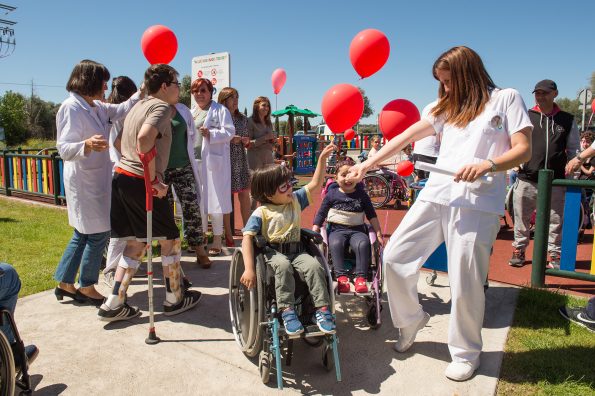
xmin=233 ymin=193 xmax=595 ymax=297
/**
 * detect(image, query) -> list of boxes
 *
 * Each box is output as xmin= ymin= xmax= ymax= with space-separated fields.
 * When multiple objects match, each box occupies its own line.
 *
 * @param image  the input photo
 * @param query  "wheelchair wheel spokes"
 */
xmin=229 ymin=250 xmax=263 ymax=358
xmin=363 ymin=174 xmax=391 ymax=208
xmin=0 ymin=331 xmax=15 ymax=396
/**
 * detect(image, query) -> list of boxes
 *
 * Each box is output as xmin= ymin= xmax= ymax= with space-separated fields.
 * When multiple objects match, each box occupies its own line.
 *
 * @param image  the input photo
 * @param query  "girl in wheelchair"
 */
xmin=240 ymin=143 xmax=337 ymax=336
xmin=312 ymin=157 xmax=384 ymax=294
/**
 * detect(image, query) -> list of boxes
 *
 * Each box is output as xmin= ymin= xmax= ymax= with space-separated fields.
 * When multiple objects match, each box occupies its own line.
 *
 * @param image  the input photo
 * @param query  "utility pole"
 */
xmin=0 ymin=3 xmax=16 ymax=58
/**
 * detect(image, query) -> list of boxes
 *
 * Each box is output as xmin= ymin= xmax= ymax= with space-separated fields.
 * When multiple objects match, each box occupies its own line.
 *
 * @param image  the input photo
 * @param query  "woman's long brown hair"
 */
xmin=430 ymin=46 xmax=496 ymax=128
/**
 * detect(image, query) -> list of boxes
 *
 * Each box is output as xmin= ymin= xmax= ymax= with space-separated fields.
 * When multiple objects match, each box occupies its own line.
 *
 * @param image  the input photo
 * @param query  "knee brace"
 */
xmin=118 ymin=255 xmax=142 ymax=270
xmin=162 ymin=255 xmax=182 ymax=302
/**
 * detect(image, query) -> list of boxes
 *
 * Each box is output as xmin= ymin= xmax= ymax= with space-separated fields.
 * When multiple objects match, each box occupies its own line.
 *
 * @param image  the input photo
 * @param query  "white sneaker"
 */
xmin=445 ymin=361 xmax=479 ymax=381
xmin=394 ymin=311 xmax=430 ymax=352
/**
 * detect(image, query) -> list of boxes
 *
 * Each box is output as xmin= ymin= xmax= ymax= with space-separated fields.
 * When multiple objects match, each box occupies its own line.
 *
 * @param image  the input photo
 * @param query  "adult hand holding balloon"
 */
xmin=141 ymin=25 xmax=178 ymax=64
xmin=349 ymin=29 xmax=390 ymax=79
xmin=271 ymin=68 xmax=287 ymax=95
xmin=321 ymin=84 xmax=364 ymax=134
xmin=379 ymin=99 xmax=420 ymax=141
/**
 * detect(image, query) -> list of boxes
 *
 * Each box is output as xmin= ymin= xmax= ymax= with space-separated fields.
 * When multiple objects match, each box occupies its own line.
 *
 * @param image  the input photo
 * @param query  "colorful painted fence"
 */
xmin=0 ymin=149 xmax=66 ymax=204
xmin=531 ymin=169 xmax=595 ymax=286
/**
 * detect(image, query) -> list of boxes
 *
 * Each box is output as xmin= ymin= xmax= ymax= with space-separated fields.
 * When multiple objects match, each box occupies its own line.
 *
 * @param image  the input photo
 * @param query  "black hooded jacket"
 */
xmin=517 ymin=105 xmax=577 ymax=182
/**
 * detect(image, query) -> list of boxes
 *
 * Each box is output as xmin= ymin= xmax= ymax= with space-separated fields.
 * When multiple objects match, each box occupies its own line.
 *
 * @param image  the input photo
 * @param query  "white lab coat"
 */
xmin=56 ymin=91 xmax=140 ymax=234
xmin=175 ymin=103 xmax=202 ymax=204
xmin=193 ymin=101 xmax=234 ymax=214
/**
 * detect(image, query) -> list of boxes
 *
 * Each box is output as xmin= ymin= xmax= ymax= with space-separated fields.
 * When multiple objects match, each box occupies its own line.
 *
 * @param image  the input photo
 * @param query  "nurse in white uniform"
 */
xmin=348 ymin=46 xmax=533 ymax=381
xmin=54 ymin=60 xmax=140 ymax=305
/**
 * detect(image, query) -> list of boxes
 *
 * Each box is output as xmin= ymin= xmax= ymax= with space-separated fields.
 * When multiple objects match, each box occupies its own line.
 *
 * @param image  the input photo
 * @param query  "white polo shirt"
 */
xmin=417 ymin=88 xmax=533 ymax=215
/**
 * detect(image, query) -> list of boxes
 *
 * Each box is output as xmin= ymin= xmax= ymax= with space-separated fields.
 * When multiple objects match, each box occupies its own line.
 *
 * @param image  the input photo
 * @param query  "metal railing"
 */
xmin=531 ymin=169 xmax=595 ymax=286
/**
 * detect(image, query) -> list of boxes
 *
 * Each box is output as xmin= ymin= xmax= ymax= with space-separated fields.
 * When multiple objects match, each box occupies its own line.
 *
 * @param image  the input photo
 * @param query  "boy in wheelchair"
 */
xmin=312 ymin=157 xmax=384 ymax=293
xmin=240 ymin=144 xmax=337 ymax=336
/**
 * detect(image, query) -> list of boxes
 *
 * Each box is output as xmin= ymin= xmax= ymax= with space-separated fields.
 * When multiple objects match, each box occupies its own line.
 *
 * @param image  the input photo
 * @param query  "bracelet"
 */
xmin=487 ymin=159 xmax=497 ymax=172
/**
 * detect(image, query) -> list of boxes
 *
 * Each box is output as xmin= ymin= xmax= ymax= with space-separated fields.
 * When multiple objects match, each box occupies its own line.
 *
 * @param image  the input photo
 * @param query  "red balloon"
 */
xmin=141 ymin=25 xmax=178 ymax=64
xmin=321 ymin=84 xmax=364 ymax=134
xmin=344 ymin=128 xmax=355 ymax=140
xmin=271 ymin=68 xmax=287 ymax=94
xmin=379 ymin=99 xmax=420 ymax=141
xmin=592 ymin=98 xmax=595 ymax=112
xmin=397 ymin=160 xmax=414 ymax=177
xmin=349 ymin=29 xmax=390 ymax=79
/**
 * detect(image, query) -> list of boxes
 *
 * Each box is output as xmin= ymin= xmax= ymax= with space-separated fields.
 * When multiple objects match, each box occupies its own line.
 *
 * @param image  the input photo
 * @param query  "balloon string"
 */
xmin=588 ymin=112 xmax=594 ymax=128
xmin=275 ymin=94 xmax=278 ymax=112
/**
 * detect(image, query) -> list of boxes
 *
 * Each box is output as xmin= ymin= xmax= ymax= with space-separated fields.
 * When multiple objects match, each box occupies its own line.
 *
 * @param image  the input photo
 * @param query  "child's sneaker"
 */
xmin=337 ymin=275 xmax=350 ymax=293
xmin=281 ymin=308 xmax=304 ymax=335
xmin=313 ymin=307 xmax=336 ymax=334
xmin=354 ymin=277 xmax=368 ymax=293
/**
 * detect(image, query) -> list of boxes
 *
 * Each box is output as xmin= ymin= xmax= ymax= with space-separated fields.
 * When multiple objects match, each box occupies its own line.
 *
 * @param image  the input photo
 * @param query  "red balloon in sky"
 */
xmin=349 ymin=29 xmax=390 ymax=79
xmin=141 ymin=25 xmax=178 ymax=64
xmin=379 ymin=99 xmax=420 ymax=141
xmin=344 ymin=128 xmax=355 ymax=140
xmin=591 ymin=98 xmax=595 ymax=112
xmin=321 ymin=84 xmax=364 ymax=134
xmin=397 ymin=160 xmax=414 ymax=177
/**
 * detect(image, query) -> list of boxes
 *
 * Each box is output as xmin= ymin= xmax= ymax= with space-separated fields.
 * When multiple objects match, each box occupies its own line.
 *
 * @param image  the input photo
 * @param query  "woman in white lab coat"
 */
xmin=191 ymin=78 xmax=235 ymax=256
xmin=54 ymin=60 xmax=141 ymax=305
xmin=348 ymin=46 xmax=532 ymax=381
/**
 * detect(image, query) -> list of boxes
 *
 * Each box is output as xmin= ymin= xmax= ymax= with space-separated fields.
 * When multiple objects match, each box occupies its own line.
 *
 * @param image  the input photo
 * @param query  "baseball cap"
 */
xmin=532 ymin=79 xmax=557 ymax=93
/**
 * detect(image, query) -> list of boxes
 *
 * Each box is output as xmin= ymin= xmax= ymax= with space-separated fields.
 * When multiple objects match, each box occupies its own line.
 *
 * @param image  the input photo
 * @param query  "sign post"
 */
xmin=579 ymin=88 xmax=592 ymax=131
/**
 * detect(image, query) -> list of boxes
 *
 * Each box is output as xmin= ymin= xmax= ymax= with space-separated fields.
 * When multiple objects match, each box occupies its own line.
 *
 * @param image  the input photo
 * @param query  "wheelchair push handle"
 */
xmin=416 ymin=161 xmax=494 ymax=184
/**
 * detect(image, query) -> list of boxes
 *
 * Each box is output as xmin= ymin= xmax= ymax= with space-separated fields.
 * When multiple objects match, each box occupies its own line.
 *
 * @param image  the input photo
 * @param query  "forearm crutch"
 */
xmin=140 ymin=150 xmax=160 ymax=345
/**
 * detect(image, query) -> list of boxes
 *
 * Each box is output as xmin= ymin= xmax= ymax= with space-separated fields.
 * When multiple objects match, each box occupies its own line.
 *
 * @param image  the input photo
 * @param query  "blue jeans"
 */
xmin=54 ymin=229 xmax=109 ymax=287
xmin=0 ymin=263 xmax=21 ymax=343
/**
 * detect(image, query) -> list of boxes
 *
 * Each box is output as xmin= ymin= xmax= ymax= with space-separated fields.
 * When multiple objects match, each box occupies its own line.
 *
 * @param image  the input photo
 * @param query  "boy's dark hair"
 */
xmin=144 ymin=64 xmax=178 ymax=95
xmin=251 ymin=164 xmax=292 ymax=204
xmin=107 ymin=76 xmax=137 ymax=105
xmin=66 ymin=59 xmax=110 ymax=97
xmin=335 ymin=156 xmax=355 ymax=170
xmin=581 ymin=131 xmax=595 ymax=146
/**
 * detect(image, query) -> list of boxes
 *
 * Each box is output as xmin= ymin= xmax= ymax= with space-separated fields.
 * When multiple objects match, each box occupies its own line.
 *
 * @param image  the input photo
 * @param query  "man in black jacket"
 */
xmin=509 ymin=80 xmax=579 ymax=268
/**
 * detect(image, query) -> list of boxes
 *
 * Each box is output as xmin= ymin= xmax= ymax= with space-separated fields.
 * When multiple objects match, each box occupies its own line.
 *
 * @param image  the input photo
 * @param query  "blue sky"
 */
xmin=1 ymin=0 xmax=594 ymax=125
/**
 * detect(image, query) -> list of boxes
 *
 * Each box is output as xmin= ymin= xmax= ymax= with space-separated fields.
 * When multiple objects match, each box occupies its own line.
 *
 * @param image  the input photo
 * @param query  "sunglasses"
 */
xmin=277 ymin=181 xmax=292 ymax=193
xmin=168 ymin=81 xmax=181 ymax=87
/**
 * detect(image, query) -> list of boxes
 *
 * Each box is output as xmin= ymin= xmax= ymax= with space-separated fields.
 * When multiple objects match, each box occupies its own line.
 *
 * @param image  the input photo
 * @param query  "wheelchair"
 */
xmin=320 ymin=224 xmax=384 ymax=329
xmin=229 ymin=229 xmax=341 ymax=390
xmin=0 ymin=308 xmax=37 ymax=395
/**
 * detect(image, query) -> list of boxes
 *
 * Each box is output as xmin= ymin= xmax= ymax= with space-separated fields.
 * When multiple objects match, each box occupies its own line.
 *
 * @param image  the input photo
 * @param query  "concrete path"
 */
xmin=15 ymin=250 xmax=518 ymax=395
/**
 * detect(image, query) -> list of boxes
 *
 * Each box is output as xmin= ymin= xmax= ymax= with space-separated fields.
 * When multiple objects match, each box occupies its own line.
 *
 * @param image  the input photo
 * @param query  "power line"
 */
xmin=0 ymin=81 xmax=63 ymax=88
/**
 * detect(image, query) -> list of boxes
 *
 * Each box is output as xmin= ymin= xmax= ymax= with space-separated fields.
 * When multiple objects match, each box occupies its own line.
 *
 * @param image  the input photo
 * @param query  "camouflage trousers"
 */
xmin=164 ymin=164 xmax=203 ymax=246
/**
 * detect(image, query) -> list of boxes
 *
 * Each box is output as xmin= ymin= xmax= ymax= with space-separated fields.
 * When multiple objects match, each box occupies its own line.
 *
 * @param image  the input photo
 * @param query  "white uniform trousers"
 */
xmin=383 ymin=200 xmax=500 ymax=363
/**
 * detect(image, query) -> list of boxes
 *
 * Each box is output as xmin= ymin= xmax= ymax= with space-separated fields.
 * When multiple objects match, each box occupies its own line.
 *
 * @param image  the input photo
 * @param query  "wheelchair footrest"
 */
xmin=281 ymin=325 xmax=328 ymax=340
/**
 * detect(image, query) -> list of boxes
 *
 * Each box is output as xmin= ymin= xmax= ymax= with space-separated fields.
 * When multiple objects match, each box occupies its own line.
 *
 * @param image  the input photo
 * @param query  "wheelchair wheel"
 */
xmin=0 ymin=331 xmax=15 ymax=396
xmin=322 ymin=343 xmax=335 ymax=372
xmin=259 ymin=350 xmax=271 ymax=384
xmin=229 ymin=250 xmax=264 ymax=358
xmin=363 ymin=174 xmax=391 ymax=208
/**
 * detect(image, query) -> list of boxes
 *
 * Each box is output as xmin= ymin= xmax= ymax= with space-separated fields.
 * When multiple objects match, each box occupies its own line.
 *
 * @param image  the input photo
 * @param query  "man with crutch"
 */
xmin=98 ymin=64 xmax=201 ymax=323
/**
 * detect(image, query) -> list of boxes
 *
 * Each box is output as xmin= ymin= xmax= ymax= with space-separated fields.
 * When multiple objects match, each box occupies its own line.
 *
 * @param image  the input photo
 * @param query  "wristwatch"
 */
xmin=487 ymin=159 xmax=497 ymax=172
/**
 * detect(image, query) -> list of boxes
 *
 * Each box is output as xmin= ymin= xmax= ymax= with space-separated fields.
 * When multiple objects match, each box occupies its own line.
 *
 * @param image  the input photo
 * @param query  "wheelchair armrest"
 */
xmin=301 ymin=228 xmax=323 ymax=244
xmin=254 ymin=235 xmax=267 ymax=249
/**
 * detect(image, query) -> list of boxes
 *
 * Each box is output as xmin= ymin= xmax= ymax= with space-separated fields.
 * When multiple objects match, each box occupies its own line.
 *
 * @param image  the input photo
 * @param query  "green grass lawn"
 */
xmin=0 ymin=198 xmax=72 ymax=296
xmin=0 ymin=138 xmax=56 ymax=151
xmin=497 ymin=288 xmax=595 ymax=395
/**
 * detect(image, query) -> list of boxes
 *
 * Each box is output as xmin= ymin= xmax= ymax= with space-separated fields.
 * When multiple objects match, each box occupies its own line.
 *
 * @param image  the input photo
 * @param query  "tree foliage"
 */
xmin=179 ymin=75 xmax=192 ymax=107
xmin=0 ymin=91 xmax=28 ymax=145
xmin=358 ymin=87 xmax=373 ymax=119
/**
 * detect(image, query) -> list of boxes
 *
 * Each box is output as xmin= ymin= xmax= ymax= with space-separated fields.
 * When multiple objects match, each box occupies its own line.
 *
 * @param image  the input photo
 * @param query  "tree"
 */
xmin=557 ymin=97 xmax=581 ymax=121
xmin=27 ymin=95 xmax=60 ymax=140
xmin=358 ymin=87 xmax=374 ymax=120
xmin=0 ymin=91 xmax=28 ymax=146
xmin=179 ymin=75 xmax=191 ymax=107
